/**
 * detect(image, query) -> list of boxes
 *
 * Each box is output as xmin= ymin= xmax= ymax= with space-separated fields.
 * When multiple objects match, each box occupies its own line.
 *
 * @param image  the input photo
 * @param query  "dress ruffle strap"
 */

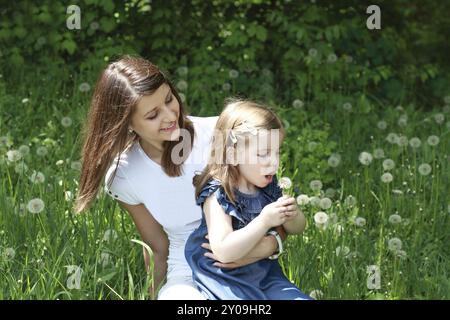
xmin=196 ymin=179 xmax=245 ymax=223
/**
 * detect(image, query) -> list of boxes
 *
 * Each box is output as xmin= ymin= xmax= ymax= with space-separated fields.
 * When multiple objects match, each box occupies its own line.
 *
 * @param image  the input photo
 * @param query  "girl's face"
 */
xmin=236 ymin=130 xmax=282 ymax=189
xmin=130 ymin=83 xmax=181 ymax=146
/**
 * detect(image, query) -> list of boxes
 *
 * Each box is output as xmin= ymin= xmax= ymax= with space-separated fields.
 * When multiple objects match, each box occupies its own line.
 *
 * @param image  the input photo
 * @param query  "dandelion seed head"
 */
xmin=18 ymin=145 xmax=30 ymax=156
xmin=6 ymin=150 xmax=22 ymax=162
xmin=386 ymin=133 xmax=399 ymax=144
xmin=418 ymin=163 xmax=432 ymax=176
xmin=308 ymin=48 xmax=318 ymax=57
xmin=0 ymin=136 xmax=11 ymax=147
xmin=308 ymin=141 xmax=317 ymax=151
xmin=397 ymin=135 xmax=408 ymax=147
xmin=309 ymin=180 xmax=323 ymax=192
xmin=382 ymin=159 xmax=395 ymax=171
xmin=61 ymin=117 xmax=73 ymax=127
xmin=381 ymin=172 xmax=393 ymax=183
xmin=342 ymin=102 xmax=352 ymax=112
xmin=327 ymin=53 xmax=337 ymax=63
xmin=222 ymin=83 xmax=231 ymax=91
xmin=388 ymin=238 xmax=402 ymax=252
xmin=229 ymin=69 xmax=239 ymax=79
xmin=377 ymin=121 xmax=387 ymax=130
xmin=434 ymin=113 xmax=445 ymax=124
xmin=358 ymin=151 xmax=373 ymax=166
xmin=79 ymin=83 xmax=91 ymax=92
xmin=373 ymin=148 xmax=385 ymax=159
xmin=427 ymin=135 xmax=439 ymax=146
xmin=344 ymin=195 xmax=357 ymax=207
xmin=395 ymin=250 xmax=407 ymax=260
xmin=388 ymin=214 xmax=402 ymax=225
xmin=292 ymin=99 xmax=304 ymax=109
xmin=355 ymin=217 xmax=366 ymax=227
xmin=328 ymin=153 xmax=341 ymax=167
xmin=319 ymin=197 xmax=332 ymax=210
xmin=296 ymin=194 xmax=310 ymax=206
xmin=325 ymin=188 xmax=336 ymax=199
xmin=3 ymin=247 xmax=16 ymax=261
xmin=409 ymin=137 xmax=421 ymax=148
xmin=30 ymin=171 xmax=45 ymax=184
xmin=309 ymin=196 xmax=321 ymax=207
xmin=36 ymin=146 xmax=48 ymax=157
xmin=89 ymin=21 xmax=99 ymax=30
xmin=15 ymin=162 xmax=28 ymax=174
xmin=314 ymin=211 xmax=328 ymax=225
xmin=278 ymin=177 xmax=292 ymax=190
xmin=176 ymin=80 xmax=188 ymax=91
xmin=27 ymin=198 xmax=45 ymax=214
xmin=398 ymin=117 xmax=407 ymax=128
xmin=70 ymin=161 xmax=82 ymax=171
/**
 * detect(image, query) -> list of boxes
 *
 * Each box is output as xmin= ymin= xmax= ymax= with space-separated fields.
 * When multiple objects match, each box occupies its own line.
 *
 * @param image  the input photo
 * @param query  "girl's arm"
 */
xmin=203 ymin=194 xmax=281 ymax=264
xmin=118 ymin=201 xmax=169 ymax=299
xmin=203 ymin=225 xmax=286 ymax=268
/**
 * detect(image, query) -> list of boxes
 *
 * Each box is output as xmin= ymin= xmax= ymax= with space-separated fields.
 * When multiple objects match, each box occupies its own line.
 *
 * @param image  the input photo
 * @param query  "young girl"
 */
xmin=185 ymin=100 xmax=312 ymax=300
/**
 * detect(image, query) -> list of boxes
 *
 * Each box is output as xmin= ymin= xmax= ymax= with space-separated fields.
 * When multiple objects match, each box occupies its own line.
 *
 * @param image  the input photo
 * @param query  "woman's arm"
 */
xmin=117 ymin=200 xmax=169 ymax=299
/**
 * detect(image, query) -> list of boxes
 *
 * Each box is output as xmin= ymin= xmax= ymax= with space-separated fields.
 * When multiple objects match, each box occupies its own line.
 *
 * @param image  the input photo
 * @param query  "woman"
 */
xmin=74 ymin=55 xmax=284 ymax=300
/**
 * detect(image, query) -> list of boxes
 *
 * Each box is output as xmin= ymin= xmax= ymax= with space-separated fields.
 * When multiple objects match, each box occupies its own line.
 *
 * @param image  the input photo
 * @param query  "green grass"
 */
xmin=0 ymin=66 xmax=448 ymax=300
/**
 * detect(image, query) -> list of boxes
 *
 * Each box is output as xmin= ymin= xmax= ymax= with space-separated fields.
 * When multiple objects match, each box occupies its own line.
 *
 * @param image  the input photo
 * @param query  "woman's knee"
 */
xmin=157 ymin=283 xmax=206 ymax=300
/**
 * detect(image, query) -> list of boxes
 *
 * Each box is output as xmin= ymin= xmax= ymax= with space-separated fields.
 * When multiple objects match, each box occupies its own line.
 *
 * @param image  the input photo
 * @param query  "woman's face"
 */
xmin=130 ymin=83 xmax=181 ymax=146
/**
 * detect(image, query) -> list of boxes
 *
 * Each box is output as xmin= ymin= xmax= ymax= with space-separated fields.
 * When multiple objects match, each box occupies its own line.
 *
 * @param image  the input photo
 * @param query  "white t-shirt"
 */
xmin=104 ymin=115 xmax=219 ymax=281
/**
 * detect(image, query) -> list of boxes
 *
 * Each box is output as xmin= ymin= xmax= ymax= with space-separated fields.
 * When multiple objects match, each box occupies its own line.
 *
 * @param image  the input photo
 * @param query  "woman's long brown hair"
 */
xmin=74 ymin=55 xmax=194 ymax=213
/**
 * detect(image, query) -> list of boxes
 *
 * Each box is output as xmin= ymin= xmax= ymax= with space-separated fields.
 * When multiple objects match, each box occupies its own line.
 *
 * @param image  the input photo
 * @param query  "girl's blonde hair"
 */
xmin=193 ymin=99 xmax=285 ymax=206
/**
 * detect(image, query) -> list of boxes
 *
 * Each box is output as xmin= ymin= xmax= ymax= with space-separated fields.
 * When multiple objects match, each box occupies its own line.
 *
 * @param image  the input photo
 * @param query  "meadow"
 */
xmin=0 ymin=64 xmax=448 ymax=299
xmin=1 ymin=0 xmax=449 ymax=300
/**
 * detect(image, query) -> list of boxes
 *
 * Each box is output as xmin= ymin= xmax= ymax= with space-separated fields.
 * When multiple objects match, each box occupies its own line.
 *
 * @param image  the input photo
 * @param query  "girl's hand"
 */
xmin=259 ymin=200 xmax=289 ymax=228
xmin=277 ymin=195 xmax=298 ymax=220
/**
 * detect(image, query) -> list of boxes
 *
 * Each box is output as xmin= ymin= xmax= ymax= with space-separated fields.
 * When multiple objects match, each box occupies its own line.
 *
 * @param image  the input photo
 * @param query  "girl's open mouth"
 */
xmin=264 ymin=175 xmax=273 ymax=183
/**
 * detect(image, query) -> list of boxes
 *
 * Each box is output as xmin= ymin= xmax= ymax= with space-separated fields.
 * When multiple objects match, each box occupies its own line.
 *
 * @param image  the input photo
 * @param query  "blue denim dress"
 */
xmin=184 ymin=176 xmax=312 ymax=300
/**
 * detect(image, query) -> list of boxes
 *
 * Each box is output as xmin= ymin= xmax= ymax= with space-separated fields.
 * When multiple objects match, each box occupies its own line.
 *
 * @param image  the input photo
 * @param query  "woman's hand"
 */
xmin=201 ymin=241 xmax=259 ymax=269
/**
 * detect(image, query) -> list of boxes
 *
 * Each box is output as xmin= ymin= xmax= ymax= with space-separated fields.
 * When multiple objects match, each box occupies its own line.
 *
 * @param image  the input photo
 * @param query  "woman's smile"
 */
xmin=160 ymin=121 xmax=177 ymax=132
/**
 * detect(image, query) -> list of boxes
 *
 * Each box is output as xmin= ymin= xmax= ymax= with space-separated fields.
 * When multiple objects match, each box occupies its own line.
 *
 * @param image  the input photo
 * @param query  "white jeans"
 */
xmin=157 ymin=276 xmax=206 ymax=300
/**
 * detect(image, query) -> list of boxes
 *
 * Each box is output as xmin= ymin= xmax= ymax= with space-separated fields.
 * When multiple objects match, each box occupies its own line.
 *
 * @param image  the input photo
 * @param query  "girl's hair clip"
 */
xmin=238 ymin=121 xmax=258 ymax=135
xmin=227 ymin=130 xmax=238 ymax=145
xmin=226 ymin=121 xmax=258 ymax=147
